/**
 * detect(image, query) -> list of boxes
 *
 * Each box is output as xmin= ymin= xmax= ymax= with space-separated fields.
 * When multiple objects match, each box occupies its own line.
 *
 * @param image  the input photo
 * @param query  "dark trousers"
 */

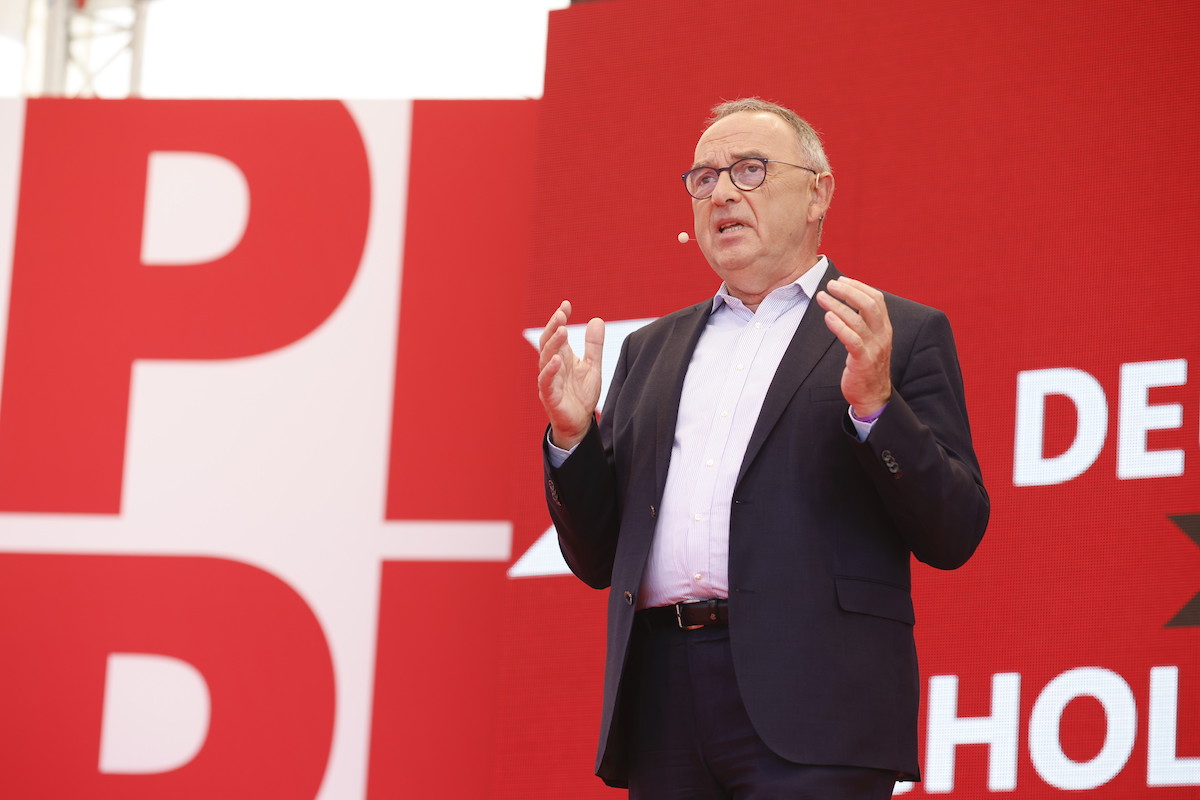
xmin=625 ymin=622 xmax=898 ymax=800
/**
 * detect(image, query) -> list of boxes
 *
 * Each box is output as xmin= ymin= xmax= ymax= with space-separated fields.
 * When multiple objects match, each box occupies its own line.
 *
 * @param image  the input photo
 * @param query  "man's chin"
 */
xmin=708 ymin=254 xmax=757 ymax=280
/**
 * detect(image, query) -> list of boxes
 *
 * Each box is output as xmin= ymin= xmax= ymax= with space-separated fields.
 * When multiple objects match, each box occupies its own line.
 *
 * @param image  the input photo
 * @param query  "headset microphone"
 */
xmin=677 ymin=232 xmax=696 ymax=244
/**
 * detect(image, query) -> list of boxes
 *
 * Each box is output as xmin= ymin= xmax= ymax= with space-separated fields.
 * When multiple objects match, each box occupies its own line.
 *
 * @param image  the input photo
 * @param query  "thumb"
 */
xmin=583 ymin=317 xmax=605 ymax=366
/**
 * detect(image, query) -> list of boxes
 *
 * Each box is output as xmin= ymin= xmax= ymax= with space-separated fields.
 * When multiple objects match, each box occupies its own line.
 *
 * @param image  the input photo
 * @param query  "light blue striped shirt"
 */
xmin=638 ymin=257 xmax=829 ymax=608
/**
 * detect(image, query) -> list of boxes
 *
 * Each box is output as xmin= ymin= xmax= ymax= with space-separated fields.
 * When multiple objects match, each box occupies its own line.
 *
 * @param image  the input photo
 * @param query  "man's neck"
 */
xmin=725 ymin=255 xmax=825 ymax=311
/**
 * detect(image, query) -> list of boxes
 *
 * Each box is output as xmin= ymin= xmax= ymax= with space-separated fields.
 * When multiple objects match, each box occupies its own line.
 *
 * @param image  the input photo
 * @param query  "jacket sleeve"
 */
xmin=541 ymin=334 xmax=632 ymax=590
xmin=849 ymin=307 xmax=990 ymax=569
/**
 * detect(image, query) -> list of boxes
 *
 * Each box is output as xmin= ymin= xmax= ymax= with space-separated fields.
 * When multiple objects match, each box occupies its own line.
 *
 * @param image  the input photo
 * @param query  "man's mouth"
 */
xmin=718 ymin=222 xmax=746 ymax=234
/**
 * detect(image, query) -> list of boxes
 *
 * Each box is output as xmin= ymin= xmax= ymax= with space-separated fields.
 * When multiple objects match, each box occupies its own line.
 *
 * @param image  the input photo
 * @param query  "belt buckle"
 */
xmin=675 ymin=600 xmax=707 ymax=631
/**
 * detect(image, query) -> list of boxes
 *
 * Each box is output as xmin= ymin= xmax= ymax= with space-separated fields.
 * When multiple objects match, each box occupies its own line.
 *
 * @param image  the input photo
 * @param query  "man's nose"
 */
xmin=710 ymin=170 xmax=742 ymax=205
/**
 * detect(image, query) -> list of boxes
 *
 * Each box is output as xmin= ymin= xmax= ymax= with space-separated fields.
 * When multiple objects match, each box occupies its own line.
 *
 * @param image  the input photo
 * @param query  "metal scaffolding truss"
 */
xmin=25 ymin=0 xmax=154 ymax=97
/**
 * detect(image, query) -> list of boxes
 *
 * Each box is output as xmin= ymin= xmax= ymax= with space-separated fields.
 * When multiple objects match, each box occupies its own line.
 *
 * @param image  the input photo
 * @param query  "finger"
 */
xmin=828 ymin=276 xmax=882 ymax=299
xmin=537 ymin=301 xmax=577 ymax=372
xmin=537 ymin=324 xmax=572 ymax=372
xmin=823 ymin=278 xmax=871 ymax=318
xmin=817 ymin=289 xmax=868 ymax=342
xmin=537 ymin=300 xmax=573 ymax=351
xmin=537 ymin=353 xmax=563 ymax=404
xmin=822 ymin=305 xmax=865 ymax=353
xmin=826 ymin=278 xmax=888 ymax=330
xmin=540 ymin=326 xmax=561 ymax=371
xmin=582 ymin=317 xmax=605 ymax=367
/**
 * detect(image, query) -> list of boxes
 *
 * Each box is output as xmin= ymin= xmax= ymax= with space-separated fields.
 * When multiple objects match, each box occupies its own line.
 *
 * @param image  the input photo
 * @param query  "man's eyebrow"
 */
xmin=690 ymin=150 xmax=769 ymax=170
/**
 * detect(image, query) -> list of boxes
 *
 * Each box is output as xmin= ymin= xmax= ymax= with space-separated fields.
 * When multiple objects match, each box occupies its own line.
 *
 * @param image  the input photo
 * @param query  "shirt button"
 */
xmin=693 ymin=572 xmax=703 ymax=581
xmin=694 ymin=513 xmax=703 ymax=521
xmin=754 ymin=322 xmax=762 ymax=329
xmin=720 ymin=410 xmax=729 ymax=418
xmin=706 ymin=459 xmax=714 ymax=467
xmin=736 ymin=364 xmax=744 ymax=371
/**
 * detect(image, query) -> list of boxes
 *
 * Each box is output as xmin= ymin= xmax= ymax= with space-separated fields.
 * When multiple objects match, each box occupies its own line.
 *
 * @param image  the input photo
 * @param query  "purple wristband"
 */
xmin=850 ymin=402 xmax=888 ymax=424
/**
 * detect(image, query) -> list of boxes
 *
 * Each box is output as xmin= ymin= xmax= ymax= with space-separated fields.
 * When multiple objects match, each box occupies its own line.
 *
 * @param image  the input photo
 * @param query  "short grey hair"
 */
xmin=708 ymin=98 xmax=831 ymax=174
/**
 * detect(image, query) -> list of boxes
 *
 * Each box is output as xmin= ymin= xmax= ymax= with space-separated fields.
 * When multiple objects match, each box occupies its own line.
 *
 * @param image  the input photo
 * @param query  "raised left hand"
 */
xmin=816 ymin=276 xmax=893 ymax=417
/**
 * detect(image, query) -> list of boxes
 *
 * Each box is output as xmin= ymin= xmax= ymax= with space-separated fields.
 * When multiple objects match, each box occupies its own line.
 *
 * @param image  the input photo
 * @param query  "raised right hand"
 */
xmin=537 ymin=300 xmax=605 ymax=450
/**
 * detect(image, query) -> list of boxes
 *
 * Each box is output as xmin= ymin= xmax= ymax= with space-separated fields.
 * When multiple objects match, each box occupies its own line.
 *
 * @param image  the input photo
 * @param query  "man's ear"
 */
xmin=809 ymin=171 xmax=834 ymax=224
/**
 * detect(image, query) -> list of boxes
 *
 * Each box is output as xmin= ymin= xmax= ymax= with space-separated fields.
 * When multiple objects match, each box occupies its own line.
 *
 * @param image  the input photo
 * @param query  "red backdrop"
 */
xmin=1 ymin=0 xmax=1197 ymax=797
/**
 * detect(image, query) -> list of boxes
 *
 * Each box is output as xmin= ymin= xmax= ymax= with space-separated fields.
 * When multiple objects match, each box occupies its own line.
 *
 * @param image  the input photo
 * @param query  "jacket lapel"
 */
xmin=653 ymin=301 xmax=710 ymax=501
xmin=736 ymin=262 xmax=843 ymax=486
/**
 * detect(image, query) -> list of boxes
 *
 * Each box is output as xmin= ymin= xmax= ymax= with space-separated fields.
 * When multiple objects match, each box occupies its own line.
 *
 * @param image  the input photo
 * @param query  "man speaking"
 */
xmin=537 ymin=98 xmax=989 ymax=799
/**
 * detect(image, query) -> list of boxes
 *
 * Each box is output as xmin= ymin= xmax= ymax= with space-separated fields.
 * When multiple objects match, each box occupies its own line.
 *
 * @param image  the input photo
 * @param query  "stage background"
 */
xmin=0 ymin=0 xmax=1196 ymax=797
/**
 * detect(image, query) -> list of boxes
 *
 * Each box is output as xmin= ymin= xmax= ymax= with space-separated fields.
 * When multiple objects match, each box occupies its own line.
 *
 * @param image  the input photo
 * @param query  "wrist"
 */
xmin=850 ymin=401 xmax=888 ymax=424
xmin=550 ymin=415 xmax=594 ymax=450
xmin=550 ymin=429 xmax=585 ymax=451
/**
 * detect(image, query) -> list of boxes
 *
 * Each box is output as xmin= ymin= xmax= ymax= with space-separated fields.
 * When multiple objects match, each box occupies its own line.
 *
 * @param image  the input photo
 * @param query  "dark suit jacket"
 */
xmin=544 ymin=263 xmax=989 ymax=788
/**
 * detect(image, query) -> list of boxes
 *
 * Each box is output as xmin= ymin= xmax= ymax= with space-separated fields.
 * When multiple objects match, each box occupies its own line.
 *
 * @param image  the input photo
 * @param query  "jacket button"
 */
xmin=623 ymin=591 xmax=634 ymax=605
xmin=649 ymin=505 xmax=656 ymax=518
xmin=880 ymin=451 xmax=902 ymax=477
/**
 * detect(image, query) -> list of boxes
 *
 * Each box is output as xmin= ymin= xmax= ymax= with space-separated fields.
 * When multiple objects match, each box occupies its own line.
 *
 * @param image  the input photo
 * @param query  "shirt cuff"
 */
xmin=848 ymin=403 xmax=887 ymax=442
xmin=546 ymin=431 xmax=578 ymax=468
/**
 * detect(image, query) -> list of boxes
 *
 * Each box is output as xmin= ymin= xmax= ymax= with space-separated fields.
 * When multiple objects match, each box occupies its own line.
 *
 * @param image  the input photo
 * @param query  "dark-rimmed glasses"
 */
xmin=681 ymin=157 xmax=817 ymax=200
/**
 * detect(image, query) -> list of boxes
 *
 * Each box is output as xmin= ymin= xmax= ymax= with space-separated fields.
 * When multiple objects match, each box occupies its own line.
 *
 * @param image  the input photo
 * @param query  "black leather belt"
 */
xmin=638 ymin=599 xmax=728 ymax=630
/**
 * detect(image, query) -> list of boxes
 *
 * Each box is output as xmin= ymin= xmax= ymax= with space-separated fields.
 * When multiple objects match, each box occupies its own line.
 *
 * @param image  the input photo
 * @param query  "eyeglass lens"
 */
xmin=685 ymin=158 xmax=768 ymax=198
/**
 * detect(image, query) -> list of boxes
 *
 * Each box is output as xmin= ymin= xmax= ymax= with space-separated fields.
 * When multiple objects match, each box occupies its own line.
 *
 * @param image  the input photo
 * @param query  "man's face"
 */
xmin=690 ymin=111 xmax=829 ymax=301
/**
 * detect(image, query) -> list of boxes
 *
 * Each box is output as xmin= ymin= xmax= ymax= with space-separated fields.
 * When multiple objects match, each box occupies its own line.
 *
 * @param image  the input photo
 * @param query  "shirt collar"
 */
xmin=710 ymin=255 xmax=829 ymax=314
